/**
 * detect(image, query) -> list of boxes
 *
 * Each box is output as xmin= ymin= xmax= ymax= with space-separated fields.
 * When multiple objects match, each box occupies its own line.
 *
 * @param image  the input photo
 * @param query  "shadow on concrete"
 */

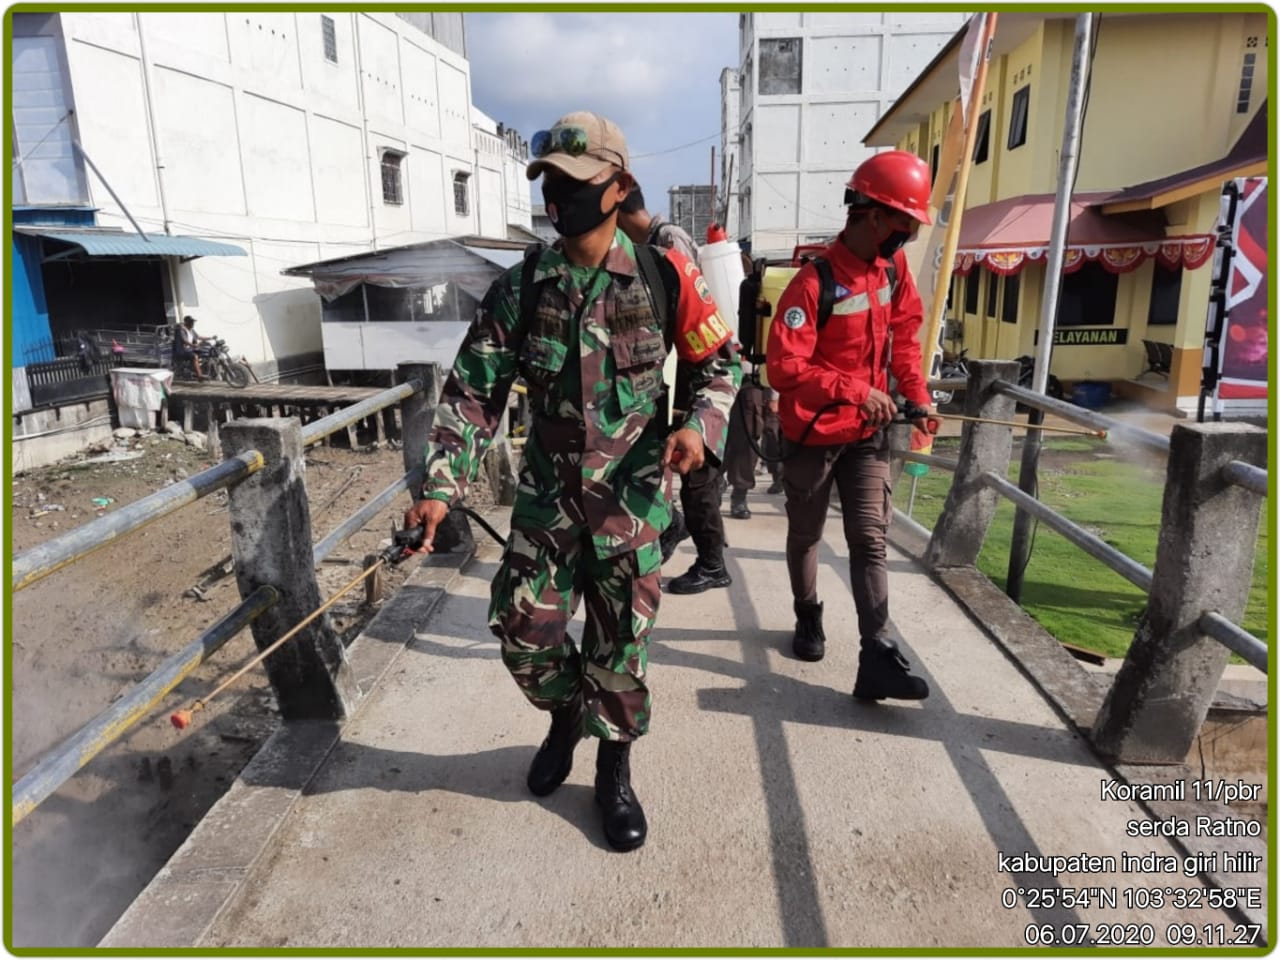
xmin=280 ymin=741 xmax=612 ymax=852
xmin=696 ymin=551 xmax=1091 ymax=948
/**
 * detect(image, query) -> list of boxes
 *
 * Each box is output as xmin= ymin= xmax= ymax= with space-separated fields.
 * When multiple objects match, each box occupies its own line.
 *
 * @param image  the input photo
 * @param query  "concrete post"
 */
xmin=396 ymin=362 xmax=473 ymax=552
xmin=1092 ymin=422 xmax=1267 ymax=763
xmin=924 ymin=359 xmax=1020 ymax=568
xmin=220 ymin=418 xmax=358 ymax=720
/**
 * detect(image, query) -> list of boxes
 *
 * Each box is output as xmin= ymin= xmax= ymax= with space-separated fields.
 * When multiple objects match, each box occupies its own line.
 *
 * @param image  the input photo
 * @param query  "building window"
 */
xmin=964 ymin=271 xmax=980 ymax=314
xmin=1237 ymin=50 xmax=1257 ymax=113
xmin=453 ymin=171 xmax=470 ymax=216
xmin=1148 ymin=265 xmax=1181 ymax=326
xmin=1001 ymin=272 xmax=1020 ymax=324
xmin=985 ymin=270 xmax=999 ymax=318
xmin=973 ymin=109 xmax=991 ymax=164
xmin=321 ymin=15 xmax=337 ymax=63
xmin=1007 ymin=85 xmax=1030 ymax=150
xmin=1058 ymin=262 xmax=1119 ymax=327
xmin=381 ymin=150 xmax=405 ymax=204
xmin=759 ymin=38 xmax=802 ymax=95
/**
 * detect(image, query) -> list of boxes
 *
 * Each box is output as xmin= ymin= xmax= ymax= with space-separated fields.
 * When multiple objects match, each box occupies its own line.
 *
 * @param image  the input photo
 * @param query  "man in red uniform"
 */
xmin=765 ymin=150 xmax=936 ymax=702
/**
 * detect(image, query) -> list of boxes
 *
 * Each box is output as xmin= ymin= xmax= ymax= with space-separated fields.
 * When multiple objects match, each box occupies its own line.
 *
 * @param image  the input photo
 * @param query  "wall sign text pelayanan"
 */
xmin=1053 ymin=328 xmax=1129 ymax=346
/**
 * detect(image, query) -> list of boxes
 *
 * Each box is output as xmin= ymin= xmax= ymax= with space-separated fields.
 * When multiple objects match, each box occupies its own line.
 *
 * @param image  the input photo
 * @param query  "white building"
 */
xmin=11 ymin=11 xmax=524 ymax=384
xmin=471 ymin=107 xmax=535 ymax=242
xmin=731 ymin=11 xmax=970 ymax=257
xmin=718 ymin=67 xmax=741 ymax=239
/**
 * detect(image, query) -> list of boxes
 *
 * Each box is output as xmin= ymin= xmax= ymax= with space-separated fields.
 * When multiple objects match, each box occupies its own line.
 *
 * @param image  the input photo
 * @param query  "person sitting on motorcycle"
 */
xmin=174 ymin=315 xmax=209 ymax=380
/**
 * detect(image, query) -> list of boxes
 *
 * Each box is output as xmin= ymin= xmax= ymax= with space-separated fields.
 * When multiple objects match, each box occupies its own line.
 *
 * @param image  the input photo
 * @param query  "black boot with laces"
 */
xmin=595 ymin=739 xmax=647 ymax=851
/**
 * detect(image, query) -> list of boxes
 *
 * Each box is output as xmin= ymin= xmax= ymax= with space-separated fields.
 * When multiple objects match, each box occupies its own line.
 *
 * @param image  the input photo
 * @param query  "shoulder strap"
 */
xmin=812 ymin=256 xmax=836 ymax=330
xmin=518 ymin=242 xmax=547 ymax=323
xmin=634 ymin=242 xmax=675 ymax=351
xmin=886 ymin=257 xmax=898 ymax=298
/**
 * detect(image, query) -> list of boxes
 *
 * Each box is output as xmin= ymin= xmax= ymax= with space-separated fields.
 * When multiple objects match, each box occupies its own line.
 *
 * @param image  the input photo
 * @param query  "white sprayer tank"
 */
xmin=697 ymin=224 xmax=745 ymax=339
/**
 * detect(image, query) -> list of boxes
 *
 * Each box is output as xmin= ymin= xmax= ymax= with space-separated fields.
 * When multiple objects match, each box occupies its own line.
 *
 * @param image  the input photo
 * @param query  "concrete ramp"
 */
xmin=105 ymin=496 xmax=1257 ymax=949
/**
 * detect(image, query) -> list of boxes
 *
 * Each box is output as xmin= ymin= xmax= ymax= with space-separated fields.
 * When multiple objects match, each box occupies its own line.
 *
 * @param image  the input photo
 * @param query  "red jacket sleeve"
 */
xmin=665 ymin=248 xmax=732 ymax=361
xmin=887 ymin=251 xmax=931 ymax=408
xmin=765 ymin=264 xmax=871 ymax=409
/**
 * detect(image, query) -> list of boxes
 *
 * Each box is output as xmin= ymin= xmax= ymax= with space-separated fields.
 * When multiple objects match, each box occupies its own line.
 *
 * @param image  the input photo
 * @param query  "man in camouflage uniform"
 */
xmin=404 ymin=111 xmax=740 ymax=852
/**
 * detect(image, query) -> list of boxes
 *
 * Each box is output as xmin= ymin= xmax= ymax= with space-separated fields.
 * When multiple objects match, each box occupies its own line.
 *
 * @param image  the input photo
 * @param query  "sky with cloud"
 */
xmin=466 ymin=12 xmax=740 ymax=219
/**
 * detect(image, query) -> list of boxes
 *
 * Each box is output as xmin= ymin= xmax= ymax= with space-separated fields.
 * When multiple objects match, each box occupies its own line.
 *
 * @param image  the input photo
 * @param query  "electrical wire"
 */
xmin=631 ymin=132 xmax=719 ymax=160
xmin=12 ymin=111 xmax=72 ymax=170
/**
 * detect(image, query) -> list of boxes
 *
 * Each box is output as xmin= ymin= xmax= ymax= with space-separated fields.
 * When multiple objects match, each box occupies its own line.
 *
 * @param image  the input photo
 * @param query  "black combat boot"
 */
xmin=766 ymin=479 xmax=785 ymax=495
xmin=792 ymin=600 xmax=826 ymax=662
xmin=729 ymin=490 xmax=751 ymax=519
xmin=668 ymin=556 xmax=732 ymax=594
xmin=595 ymin=739 xmax=647 ymax=852
xmin=853 ymin=637 xmax=930 ymax=701
xmin=527 ymin=700 xmax=583 ymax=796
xmin=659 ymin=507 xmax=690 ymax=565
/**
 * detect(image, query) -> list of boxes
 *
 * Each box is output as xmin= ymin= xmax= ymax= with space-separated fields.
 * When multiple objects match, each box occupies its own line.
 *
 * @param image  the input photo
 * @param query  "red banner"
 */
xmin=1217 ymin=178 xmax=1268 ymax=401
xmin=951 ymin=235 xmax=1216 ymax=276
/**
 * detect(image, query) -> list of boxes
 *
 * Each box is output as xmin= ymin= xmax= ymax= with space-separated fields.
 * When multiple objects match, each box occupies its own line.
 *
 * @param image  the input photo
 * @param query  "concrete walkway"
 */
xmin=104 ymin=493 xmax=1264 ymax=950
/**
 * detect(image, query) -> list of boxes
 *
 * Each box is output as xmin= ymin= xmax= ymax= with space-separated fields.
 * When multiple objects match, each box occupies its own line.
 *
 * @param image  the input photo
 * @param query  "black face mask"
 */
xmin=878 ymin=229 xmax=913 ymax=259
xmin=542 ymin=173 xmax=620 ymax=238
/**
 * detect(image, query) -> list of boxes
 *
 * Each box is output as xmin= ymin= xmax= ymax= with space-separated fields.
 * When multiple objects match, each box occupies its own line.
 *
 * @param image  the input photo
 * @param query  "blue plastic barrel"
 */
xmin=1071 ymin=381 xmax=1112 ymax=409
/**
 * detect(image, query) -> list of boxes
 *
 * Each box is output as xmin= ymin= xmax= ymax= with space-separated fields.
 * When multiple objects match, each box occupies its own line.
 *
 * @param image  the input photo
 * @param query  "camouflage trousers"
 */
xmin=488 ymin=529 xmax=662 ymax=741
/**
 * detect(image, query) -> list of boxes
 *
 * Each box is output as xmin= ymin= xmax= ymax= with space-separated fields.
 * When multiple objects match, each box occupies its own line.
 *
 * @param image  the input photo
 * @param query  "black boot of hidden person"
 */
xmin=595 ymin=739 xmax=647 ymax=852
xmin=853 ymin=636 xmax=930 ymax=701
xmin=527 ymin=700 xmax=583 ymax=796
xmin=667 ymin=557 xmax=732 ymax=594
xmin=791 ymin=600 xmax=826 ymax=662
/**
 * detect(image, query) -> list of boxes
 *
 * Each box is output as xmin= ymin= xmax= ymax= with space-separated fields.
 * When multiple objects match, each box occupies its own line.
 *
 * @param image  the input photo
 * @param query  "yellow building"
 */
xmin=865 ymin=11 xmax=1269 ymax=413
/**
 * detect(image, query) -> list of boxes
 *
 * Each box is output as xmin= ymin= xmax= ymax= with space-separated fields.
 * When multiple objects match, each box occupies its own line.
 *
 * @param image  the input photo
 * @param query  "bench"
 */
xmin=1140 ymin=338 xmax=1173 ymax=379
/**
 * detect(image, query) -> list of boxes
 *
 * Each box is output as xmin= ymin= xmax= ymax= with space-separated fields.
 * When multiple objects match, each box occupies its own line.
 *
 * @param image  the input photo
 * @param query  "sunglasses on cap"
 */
xmin=530 ymin=125 xmax=625 ymax=168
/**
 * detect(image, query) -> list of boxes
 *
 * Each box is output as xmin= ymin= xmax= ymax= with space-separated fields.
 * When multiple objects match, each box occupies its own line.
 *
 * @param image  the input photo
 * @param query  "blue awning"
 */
xmin=13 ymin=226 xmax=247 ymax=260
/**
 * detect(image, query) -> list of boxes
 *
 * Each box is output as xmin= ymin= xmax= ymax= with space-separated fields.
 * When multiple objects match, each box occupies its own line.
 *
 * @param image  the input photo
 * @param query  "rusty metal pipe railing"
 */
xmin=312 ymin=471 xmax=413 ymax=566
xmin=981 ymin=470 xmax=1155 ymax=593
xmin=11 ymin=450 xmax=265 ymax=593
xmin=1222 ymin=460 xmax=1268 ymax=497
xmin=300 ymin=381 xmax=419 ymax=448
xmin=12 ymin=585 xmax=279 ymax=826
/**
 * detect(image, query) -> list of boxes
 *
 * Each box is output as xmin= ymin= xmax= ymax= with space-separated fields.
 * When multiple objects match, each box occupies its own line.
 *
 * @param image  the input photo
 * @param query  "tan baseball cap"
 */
xmin=526 ymin=111 xmax=629 ymax=182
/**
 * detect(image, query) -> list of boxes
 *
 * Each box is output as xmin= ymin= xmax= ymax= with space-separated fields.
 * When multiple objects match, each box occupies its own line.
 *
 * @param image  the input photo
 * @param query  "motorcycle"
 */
xmin=932 ymin=349 xmax=969 ymax=406
xmin=1014 ymin=354 xmax=1064 ymax=403
xmin=175 ymin=336 xmax=252 ymax=388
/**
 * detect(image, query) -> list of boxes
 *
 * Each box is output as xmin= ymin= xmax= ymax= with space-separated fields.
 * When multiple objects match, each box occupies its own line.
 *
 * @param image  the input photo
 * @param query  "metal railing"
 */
xmin=11 ymin=375 xmax=432 ymax=825
xmin=893 ymin=360 xmax=1268 ymax=764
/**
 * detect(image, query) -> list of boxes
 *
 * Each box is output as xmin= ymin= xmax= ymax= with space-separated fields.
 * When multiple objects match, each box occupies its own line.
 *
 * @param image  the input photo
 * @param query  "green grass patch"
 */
xmin=895 ymin=440 xmax=1269 ymax=660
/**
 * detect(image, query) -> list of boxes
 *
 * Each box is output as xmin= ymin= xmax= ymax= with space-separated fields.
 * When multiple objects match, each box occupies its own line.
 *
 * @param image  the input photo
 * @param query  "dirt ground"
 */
xmin=9 ymin=427 xmax=440 ymax=948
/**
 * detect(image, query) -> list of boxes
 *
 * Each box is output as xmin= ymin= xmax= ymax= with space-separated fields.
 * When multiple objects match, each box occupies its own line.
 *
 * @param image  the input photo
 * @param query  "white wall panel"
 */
xmin=756 ymin=103 xmax=801 ymax=165
xmin=153 ymin=67 xmax=245 ymax=214
xmin=808 ymin=35 xmax=883 ymax=94
xmin=311 ymin=115 xmax=367 ymax=227
xmin=240 ymin=94 xmax=314 ymax=221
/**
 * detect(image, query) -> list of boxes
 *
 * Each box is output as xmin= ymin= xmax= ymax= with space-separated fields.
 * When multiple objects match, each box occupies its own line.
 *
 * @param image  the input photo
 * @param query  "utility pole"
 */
xmin=1006 ymin=13 xmax=1096 ymax=603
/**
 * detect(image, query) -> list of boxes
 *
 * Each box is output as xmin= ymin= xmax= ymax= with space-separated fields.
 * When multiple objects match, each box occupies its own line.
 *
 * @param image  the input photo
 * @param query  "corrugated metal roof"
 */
xmin=13 ymin=227 xmax=246 ymax=258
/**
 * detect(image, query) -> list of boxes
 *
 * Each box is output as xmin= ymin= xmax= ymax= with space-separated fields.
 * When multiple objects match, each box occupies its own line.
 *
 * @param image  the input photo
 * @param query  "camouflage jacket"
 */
xmin=423 ymin=230 xmax=741 ymax=560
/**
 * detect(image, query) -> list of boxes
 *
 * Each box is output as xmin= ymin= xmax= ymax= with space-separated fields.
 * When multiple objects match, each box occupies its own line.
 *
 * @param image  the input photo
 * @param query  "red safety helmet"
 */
xmin=845 ymin=150 xmax=933 ymax=226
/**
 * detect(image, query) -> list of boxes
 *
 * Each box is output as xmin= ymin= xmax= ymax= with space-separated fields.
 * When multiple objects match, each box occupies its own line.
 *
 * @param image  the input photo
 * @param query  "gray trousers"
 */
xmin=781 ymin=430 xmax=892 ymax=643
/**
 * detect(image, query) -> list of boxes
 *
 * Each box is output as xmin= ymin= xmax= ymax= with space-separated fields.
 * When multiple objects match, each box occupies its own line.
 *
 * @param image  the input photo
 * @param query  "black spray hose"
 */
xmin=737 ymin=383 xmax=853 ymax=465
xmin=451 ymin=505 xmax=509 ymax=548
